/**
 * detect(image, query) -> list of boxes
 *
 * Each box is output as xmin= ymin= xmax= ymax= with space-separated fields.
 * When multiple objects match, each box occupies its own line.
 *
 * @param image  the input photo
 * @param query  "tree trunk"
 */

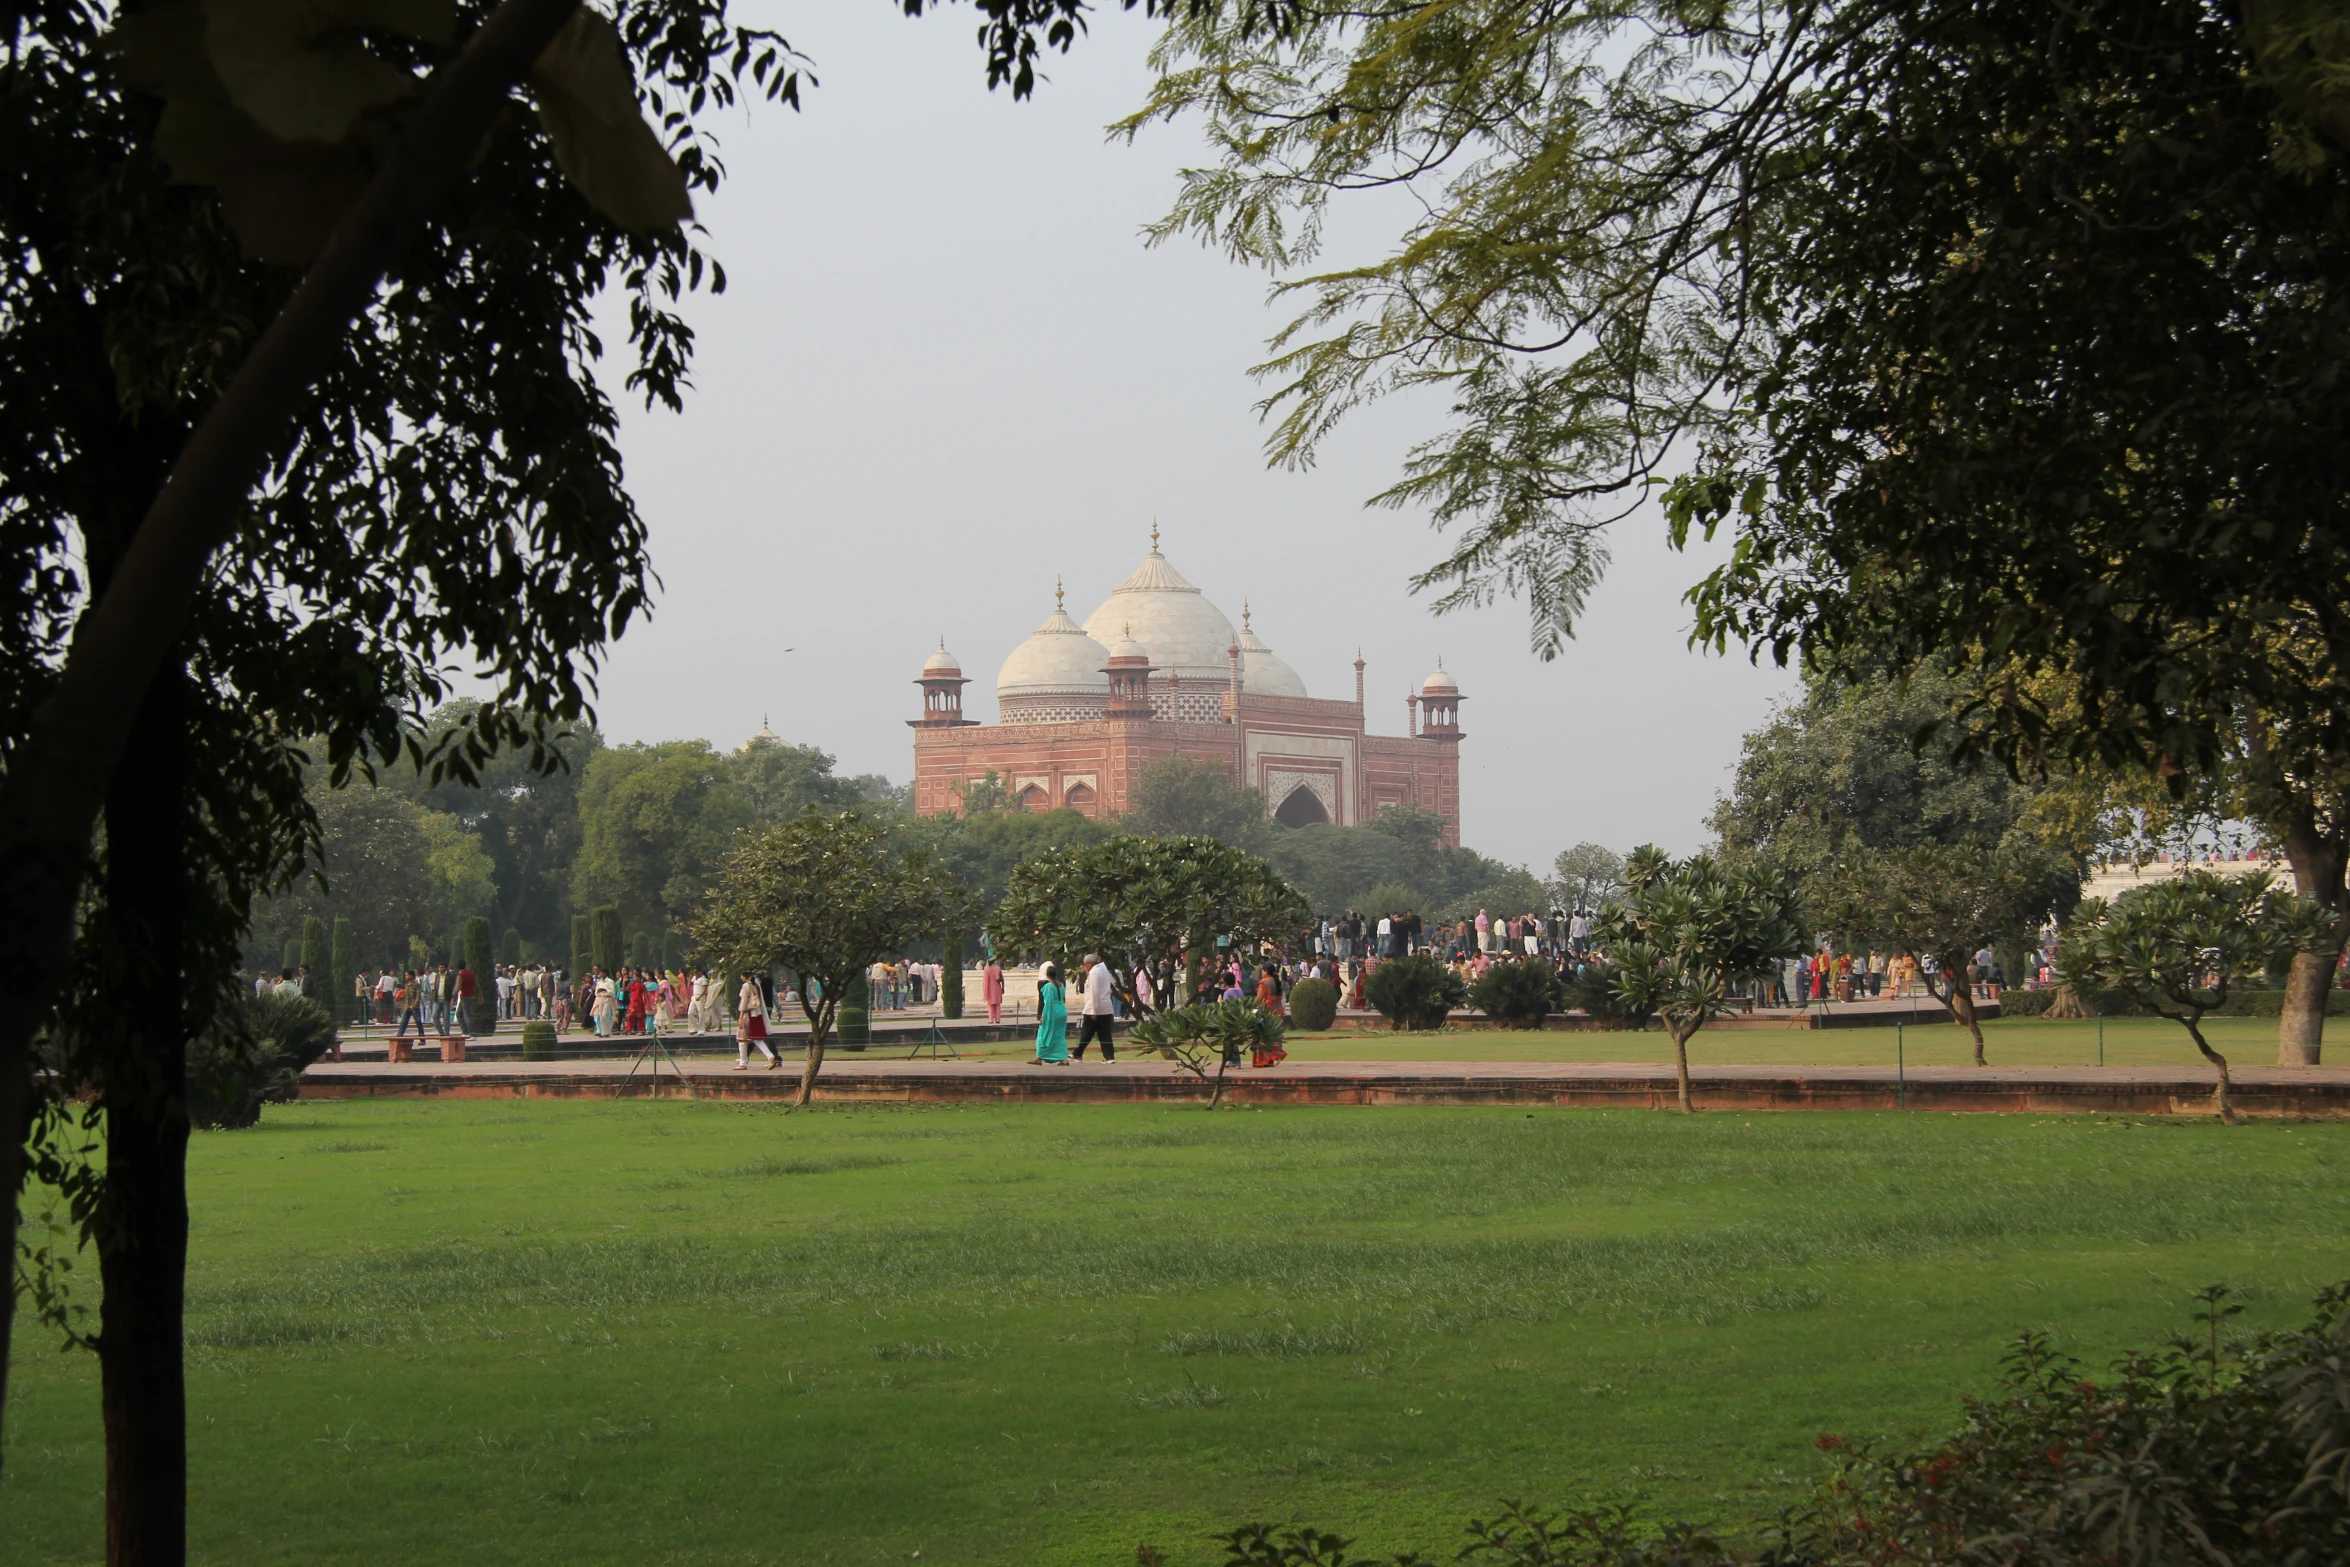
xmin=1670 ymin=1021 xmax=1695 ymax=1114
xmin=1927 ymin=964 xmax=1988 ymax=1064
xmin=2186 ymin=1018 xmax=2235 ymax=1125
xmin=796 ymin=1004 xmax=831 ymax=1109
xmin=100 ymin=665 xmax=191 ymax=1567
xmin=2279 ymin=940 xmax=2344 ymax=1067
xmin=0 ymin=0 xmax=586 ymax=1445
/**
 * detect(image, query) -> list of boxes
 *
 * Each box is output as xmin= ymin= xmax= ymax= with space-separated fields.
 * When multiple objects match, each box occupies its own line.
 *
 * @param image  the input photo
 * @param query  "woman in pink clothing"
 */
xmin=982 ymin=960 xmax=1005 ymax=1024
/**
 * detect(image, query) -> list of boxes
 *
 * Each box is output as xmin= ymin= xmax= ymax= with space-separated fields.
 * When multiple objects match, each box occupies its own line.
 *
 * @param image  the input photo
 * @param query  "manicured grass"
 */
xmin=7 ymin=1101 xmax=2348 ymax=1565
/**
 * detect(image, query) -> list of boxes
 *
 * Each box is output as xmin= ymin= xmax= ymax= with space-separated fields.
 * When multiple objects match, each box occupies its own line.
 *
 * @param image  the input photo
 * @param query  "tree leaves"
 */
xmin=527 ymin=9 xmax=692 ymax=232
xmin=109 ymin=0 xmax=693 ymax=262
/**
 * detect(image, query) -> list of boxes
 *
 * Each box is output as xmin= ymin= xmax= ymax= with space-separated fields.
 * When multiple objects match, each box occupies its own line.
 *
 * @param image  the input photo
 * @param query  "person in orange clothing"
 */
xmin=982 ymin=959 xmax=1005 ymax=1024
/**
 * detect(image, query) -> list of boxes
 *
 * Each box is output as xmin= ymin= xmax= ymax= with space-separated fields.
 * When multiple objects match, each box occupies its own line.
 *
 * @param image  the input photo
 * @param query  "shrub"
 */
xmin=1219 ymin=1281 xmax=2350 ymax=1567
xmin=1132 ymin=998 xmax=1285 ymax=1107
xmin=188 ymin=991 xmax=340 ymax=1130
xmin=591 ymin=905 xmax=622 ymax=972
xmin=1466 ymin=959 xmax=1561 ymax=1028
xmin=837 ymin=970 xmax=871 ymax=1049
xmin=1564 ymin=962 xmax=1652 ymax=1027
xmin=462 ymin=914 xmax=495 ymax=1033
xmin=1287 ymin=976 xmax=1339 ymax=1031
xmin=940 ymin=936 xmax=965 ymax=1020
xmin=521 ymin=1020 xmax=558 ymax=1060
xmin=1363 ymin=955 xmax=1465 ymax=1030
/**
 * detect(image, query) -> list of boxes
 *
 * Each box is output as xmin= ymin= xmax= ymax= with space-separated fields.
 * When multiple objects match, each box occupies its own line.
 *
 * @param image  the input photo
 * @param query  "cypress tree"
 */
xmin=940 ymin=936 xmax=964 ymax=1020
xmin=837 ymin=969 xmax=871 ymax=1049
xmin=571 ymin=913 xmax=592 ymax=980
xmin=300 ymin=915 xmax=327 ymax=996
xmin=329 ymin=917 xmax=354 ymax=1027
xmin=462 ymin=915 xmax=494 ymax=1033
xmin=500 ymin=926 xmax=522 ymax=966
xmin=591 ymin=905 xmax=622 ymax=973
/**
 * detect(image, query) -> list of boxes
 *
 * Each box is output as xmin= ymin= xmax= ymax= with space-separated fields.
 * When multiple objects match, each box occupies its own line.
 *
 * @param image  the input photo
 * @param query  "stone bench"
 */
xmin=387 ymin=1035 xmax=470 ymax=1063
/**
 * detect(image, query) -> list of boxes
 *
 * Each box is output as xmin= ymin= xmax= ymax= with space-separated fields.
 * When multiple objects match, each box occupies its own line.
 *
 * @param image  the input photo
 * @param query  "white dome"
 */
xmin=923 ymin=642 xmax=962 ymax=675
xmin=1237 ymin=612 xmax=1308 ymax=698
xmin=1104 ymin=626 xmax=1151 ymax=663
xmin=1421 ymin=662 xmax=1459 ymax=695
xmin=997 ymin=604 xmax=1110 ymax=700
xmin=1080 ymin=546 xmax=1240 ymax=687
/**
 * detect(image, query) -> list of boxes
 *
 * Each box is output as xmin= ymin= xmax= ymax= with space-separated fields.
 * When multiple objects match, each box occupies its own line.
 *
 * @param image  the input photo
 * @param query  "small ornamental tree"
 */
xmin=1599 ymin=848 xmax=1806 ymax=1113
xmin=1364 ymin=954 xmax=1465 ymax=1030
xmin=693 ymin=813 xmax=972 ymax=1106
xmin=2059 ymin=870 xmax=2337 ymax=1123
xmin=329 ymin=916 xmax=354 ymax=1026
xmin=1818 ymin=844 xmax=2077 ymax=1065
xmin=1131 ymin=998 xmax=1284 ymax=1108
xmin=989 ymin=834 xmax=1311 ymax=1023
xmin=1466 ymin=958 xmax=1563 ymax=1028
xmin=300 ymin=914 xmax=327 ymax=988
xmin=571 ymin=913 xmax=592 ymax=984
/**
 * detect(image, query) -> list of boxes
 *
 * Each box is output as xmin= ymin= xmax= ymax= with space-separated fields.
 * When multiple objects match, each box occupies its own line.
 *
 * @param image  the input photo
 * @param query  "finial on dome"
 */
xmin=1150 ymin=518 xmax=1161 ymax=553
xmin=1055 ymin=575 xmax=1064 ymax=610
xmin=1242 ymin=599 xmax=1252 ymax=631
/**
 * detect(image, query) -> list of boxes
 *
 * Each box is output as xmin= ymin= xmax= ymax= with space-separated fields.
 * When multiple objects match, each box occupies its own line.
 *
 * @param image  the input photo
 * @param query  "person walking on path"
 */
xmin=734 ymin=972 xmax=776 ymax=1069
xmin=983 ymin=959 xmax=1005 ymax=1024
xmin=1031 ymin=962 xmax=1069 ymax=1064
xmin=393 ymin=971 xmax=423 ymax=1039
xmin=1072 ymin=953 xmax=1117 ymax=1061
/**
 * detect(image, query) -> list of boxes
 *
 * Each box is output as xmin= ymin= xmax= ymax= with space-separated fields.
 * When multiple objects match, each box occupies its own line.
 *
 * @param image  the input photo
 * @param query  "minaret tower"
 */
xmin=1103 ymin=625 xmax=1155 ymax=720
xmin=909 ymin=638 xmax=975 ymax=728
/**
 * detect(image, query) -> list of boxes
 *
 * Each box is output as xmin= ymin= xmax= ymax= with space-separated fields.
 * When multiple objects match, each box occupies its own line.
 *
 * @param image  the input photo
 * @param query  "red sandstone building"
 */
xmin=910 ymin=534 xmax=1465 ymax=843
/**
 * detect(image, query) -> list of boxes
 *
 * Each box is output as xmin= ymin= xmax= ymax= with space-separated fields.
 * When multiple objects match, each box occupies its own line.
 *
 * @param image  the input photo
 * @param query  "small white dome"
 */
xmin=1080 ymin=544 xmax=1240 ymax=688
xmin=1421 ymin=662 xmax=1459 ymax=695
xmin=998 ymin=604 xmax=1110 ymax=700
xmin=1105 ymin=626 xmax=1151 ymax=663
xmin=1237 ymin=613 xmax=1308 ymax=698
xmin=922 ymin=642 xmax=962 ymax=676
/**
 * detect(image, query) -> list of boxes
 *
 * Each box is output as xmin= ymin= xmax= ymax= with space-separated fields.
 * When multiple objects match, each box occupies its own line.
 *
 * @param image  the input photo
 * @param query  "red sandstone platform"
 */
xmin=297 ymin=1056 xmax=2350 ymax=1116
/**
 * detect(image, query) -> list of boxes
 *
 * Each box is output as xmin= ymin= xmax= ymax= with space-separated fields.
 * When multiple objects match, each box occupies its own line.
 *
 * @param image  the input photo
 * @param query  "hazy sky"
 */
xmin=584 ymin=1 xmax=1797 ymax=868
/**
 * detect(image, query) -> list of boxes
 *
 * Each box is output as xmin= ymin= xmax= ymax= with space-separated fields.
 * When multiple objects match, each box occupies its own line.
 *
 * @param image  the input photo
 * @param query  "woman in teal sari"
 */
xmin=1032 ymin=961 xmax=1069 ymax=1064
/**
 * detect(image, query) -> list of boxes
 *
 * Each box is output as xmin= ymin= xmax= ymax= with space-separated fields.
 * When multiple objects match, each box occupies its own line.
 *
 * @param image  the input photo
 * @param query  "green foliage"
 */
xmin=1216 ymin=1282 xmax=2350 ymax=1567
xmin=989 ymin=835 xmax=1312 ymax=1021
xmin=520 ymin=1021 xmax=558 ymax=1061
xmin=1599 ymin=850 xmax=1806 ymax=1109
xmin=1710 ymin=671 xmax=2056 ymax=900
xmin=1434 ymin=873 xmax=1548 ymax=926
xmin=300 ymin=915 xmax=326 ymax=981
xmin=187 ymin=990 xmax=338 ymax=1130
xmin=1563 ymin=962 xmax=1649 ymax=1027
xmin=462 ymin=916 xmax=494 ymax=1033
xmin=895 ymin=802 xmax=1114 ymax=917
xmin=571 ymin=914 xmax=592 ymax=983
xmin=329 ymin=916 xmax=353 ymax=1025
xmin=940 ymin=936 xmax=964 ymax=1021
xmin=569 ymin=741 xmax=754 ymax=941
xmin=1466 ymin=959 xmax=1562 ymax=1029
xmin=1287 ymin=976 xmax=1338 ymax=1031
xmin=1266 ymin=805 xmax=1525 ymax=918
xmin=693 ymin=812 xmax=971 ymax=1100
xmin=1353 ymin=881 xmax=1428 ymax=919
xmin=1363 ymin=955 xmax=1465 ymax=1031
xmin=2059 ymin=870 xmax=2339 ymax=1118
xmin=1550 ymin=843 xmax=1622 ymax=913
xmin=246 ymin=782 xmax=497 ymax=969
xmin=1124 ymin=757 xmax=1270 ymax=850
xmin=590 ymin=906 xmax=621 ymax=974
xmin=500 ymin=927 xmax=521 ymax=967
xmin=1129 ymin=998 xmax=1285 ymax=1106
xmin=1816 ymin=843 xmax=2079 ymax=1061
xmin=837 ymin=972 xmax=871 ymax=1049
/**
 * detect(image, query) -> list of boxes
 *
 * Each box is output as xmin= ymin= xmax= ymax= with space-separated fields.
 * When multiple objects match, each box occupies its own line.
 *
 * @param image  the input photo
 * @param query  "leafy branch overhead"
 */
xmin=110 ymin=0 xmax=702 ymax=261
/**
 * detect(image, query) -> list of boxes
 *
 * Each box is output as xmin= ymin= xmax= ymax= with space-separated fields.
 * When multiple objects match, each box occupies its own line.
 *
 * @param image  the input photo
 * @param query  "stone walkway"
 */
xmin=298 ymin=1054 xmax=2348 ymax=1116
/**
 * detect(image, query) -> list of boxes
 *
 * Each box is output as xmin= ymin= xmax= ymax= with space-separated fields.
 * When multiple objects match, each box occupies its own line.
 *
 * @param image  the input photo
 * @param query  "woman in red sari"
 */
xmin=624 ymin=970 xmax=649 ymax=1035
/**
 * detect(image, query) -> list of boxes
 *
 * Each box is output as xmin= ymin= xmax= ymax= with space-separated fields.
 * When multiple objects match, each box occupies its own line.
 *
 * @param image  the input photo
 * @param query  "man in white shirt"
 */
xmin=1071 ymin=953 xmax=1118 ymax=1062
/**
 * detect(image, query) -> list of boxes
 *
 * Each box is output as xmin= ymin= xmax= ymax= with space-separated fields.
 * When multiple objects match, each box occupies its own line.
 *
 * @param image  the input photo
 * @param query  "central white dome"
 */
xmin=1080 ymin=546 xmax=1239 ymax=688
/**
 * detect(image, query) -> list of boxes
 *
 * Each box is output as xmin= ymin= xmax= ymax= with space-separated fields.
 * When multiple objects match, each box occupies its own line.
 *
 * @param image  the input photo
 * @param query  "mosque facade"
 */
xmin=909 ymin=533 xmax=1464 ymax=842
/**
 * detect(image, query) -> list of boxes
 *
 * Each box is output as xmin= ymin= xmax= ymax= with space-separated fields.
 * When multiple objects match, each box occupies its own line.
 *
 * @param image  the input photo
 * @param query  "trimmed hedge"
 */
xmin=837 ymin=971 xmax=871 ymax=1049
xmin=1288 ymin=977 xmax=1339 ymax=1031
xmin=1999 ymin=986 xmax=2350 ymax=1019
xmin=520 ymin=1020 xmax=558 ymax=1060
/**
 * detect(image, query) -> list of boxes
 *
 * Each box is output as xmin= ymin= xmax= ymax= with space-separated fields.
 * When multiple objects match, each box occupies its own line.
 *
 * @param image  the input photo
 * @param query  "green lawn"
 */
xmin=6 ymin=1101 xmax=2348 ymax=1565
